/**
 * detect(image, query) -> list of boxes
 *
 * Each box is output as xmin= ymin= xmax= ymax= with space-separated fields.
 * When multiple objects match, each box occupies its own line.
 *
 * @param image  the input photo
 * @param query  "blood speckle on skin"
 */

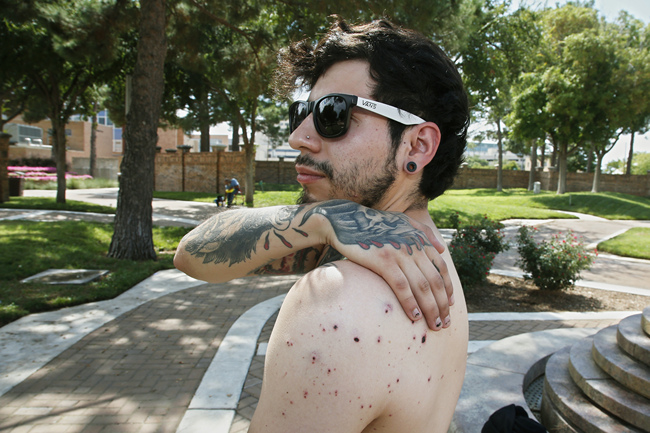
xmin=413 ymin=335 xmax=416 ymax=340
xmin=354 ymin=337 xmax=360 ymax=342
xmin=396 ymin=379 xmax=400 ymax=383
xmin=361 ymin=405 xmax=364 ymax=409
xmin=286 ymin=340 xmax=293 ymax=347
xmin=327 ymin=369 xmax=331 ymax=374
xmin=335 ymin=390 xmax=338 ymax=396
xmin=428 ymin=376 xmax=432 ymax=382
xmin=304 ymin=391 xmax=308 ymax=399
xmin=290 ymin=401 xmax=294 ymax=404
xmin=377 ymin=336 xmax=381 ymax=343
xmin=422 ymin=334 xmax=427 ymax=343
xmin=385 ymin=304 xmax=393 ymax=314
xmin=333 ymin=325 xmax=338 ymax=330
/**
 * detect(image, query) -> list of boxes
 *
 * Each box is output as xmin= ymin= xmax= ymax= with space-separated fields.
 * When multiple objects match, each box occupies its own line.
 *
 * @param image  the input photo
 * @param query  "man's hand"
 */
xmin=302 ymin=200 xmax=454 ymax=331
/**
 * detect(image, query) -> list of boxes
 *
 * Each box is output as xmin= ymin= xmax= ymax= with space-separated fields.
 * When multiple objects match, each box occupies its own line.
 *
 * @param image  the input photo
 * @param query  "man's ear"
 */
xmin=404 ymin=122 xmax=441 ymax=173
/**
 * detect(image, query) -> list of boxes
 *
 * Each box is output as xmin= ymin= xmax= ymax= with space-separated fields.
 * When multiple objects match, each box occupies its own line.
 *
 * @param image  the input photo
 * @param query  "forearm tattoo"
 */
xmin=301 ymin=200 xmax=431 ymax=255
xmin=183 ymin=200 xmax=429 ymax=273
xmin=184 ymin=206 xmax=304 ymax=266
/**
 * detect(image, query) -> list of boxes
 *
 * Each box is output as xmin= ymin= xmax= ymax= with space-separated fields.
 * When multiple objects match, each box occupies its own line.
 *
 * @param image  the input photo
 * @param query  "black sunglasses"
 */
xmin=289 ymin=93 xmax=425 ymax=139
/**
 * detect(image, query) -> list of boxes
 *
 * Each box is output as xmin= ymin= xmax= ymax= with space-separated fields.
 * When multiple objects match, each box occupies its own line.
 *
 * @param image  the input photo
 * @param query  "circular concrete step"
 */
xmin=642 ymin=306 xmax=650 ymax=336
xmin=592 ymin=326 xmax=650 ymax=400
xmin=543 ymin=347 xmax=641 ymax=433
xmin=568 ymin=337 xmax=650 ymax=431
xmin=617 ymin=314 xmax=650 ymax=368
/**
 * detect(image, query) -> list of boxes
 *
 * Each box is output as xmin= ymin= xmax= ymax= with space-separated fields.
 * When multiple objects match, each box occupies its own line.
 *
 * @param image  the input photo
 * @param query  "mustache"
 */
xmin=295 ymin=154 xmax=334 ymax=180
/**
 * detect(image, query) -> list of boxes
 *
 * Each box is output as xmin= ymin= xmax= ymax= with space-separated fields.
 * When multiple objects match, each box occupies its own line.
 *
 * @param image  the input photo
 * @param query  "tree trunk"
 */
xmin=591 ymin=153 xmax=603 ymax=193
xmin=626 ymin=132 xmax=635 ymax=175
xmin=556 ymin=141 xmax=568 ymax=194
xmin=198 ymin=84 xmax=210 ymax=152
xmin=231 ymin=115 xmax=240 ymax=152
xmin=89 ymin=102 xmax=98 ymax=178
xmin=585 ymin=144 xmax=593 ymax=174
xmin=527 ymin=140 xmax=537 ymax=191
xmin=108 ymin=0 xmax=167 ymax=260
xmin=50 ymin=114 xmax=67 ymax=204
xmin=496 ymin=118 xmax=503 ymax=192
xmin=540 ymin=142 xmax=546 ymax=171
xmin=551 ymin=143 xmax=558 ymax=169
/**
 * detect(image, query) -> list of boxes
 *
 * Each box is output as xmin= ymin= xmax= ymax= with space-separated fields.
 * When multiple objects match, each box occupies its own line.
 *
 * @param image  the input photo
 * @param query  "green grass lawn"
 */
xmin=598 ymin=227 xmax=650 ymax=260
xmin=0 ymin=220 xmax=190 ymax=327
xmin=430 ymin=189 xmax=650 ymax=225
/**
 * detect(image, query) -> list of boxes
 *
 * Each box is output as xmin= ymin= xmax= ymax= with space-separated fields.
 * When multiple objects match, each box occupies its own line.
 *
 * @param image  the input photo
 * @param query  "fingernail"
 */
xmin=412 ymin=308 xmax=421 ymax=319
xmin=443 ymin=315 xmax=451 ymax=327
xmin=435 ymin=317 xmax=442 ymax=328
xmin=449 ymin=294 xmax=455 ymax=306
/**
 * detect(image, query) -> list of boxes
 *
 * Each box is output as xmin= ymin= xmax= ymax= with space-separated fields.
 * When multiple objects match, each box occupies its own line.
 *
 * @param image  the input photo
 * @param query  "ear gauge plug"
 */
xmin=406 ymin=161 xmax=417 ymax=173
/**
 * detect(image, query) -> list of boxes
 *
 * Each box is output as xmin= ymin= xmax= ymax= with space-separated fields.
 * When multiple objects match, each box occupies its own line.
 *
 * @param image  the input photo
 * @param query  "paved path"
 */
xmin=0 ymin=189 xmax=648 ymax=432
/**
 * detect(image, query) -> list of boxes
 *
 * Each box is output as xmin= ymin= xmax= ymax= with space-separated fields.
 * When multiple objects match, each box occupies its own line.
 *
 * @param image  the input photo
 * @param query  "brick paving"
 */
xmin=0 ymin=277 xmax=296 ymax=433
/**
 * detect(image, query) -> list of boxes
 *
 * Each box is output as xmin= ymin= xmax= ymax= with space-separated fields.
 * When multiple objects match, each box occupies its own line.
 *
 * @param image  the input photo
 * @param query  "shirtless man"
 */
xmin=175 ymin=18 xmax=469 ymax=433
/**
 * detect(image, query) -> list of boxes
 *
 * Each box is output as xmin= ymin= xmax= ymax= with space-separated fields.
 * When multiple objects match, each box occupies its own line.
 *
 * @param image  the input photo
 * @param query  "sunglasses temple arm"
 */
xmin=356 ymin=97 xmax=425 ymax=125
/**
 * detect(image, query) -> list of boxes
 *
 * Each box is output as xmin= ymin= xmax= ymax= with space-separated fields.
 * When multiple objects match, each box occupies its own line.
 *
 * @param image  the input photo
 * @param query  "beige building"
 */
xmin=6 ymin=111 xmax=189 ymax=179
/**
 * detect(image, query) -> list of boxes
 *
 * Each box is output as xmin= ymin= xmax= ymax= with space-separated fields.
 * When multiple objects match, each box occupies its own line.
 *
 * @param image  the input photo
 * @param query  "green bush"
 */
xmin=515 ymin=226 xmax=596 ymax=291
xmin=449 ymin=213 xmax=510 ymax=288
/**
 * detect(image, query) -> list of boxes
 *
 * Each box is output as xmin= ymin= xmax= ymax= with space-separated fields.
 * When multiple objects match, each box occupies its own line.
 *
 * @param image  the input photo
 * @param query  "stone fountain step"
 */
xmin=617 ymin=313 xmax=650 ymax=367
xmin=568 ymin=337 xmax=650 ymax=432
xmin=542 ymin=346 xmax=642 ymax=433
xmin=642 ymin=306 xmax=650 ymax=336
xmin=592 ymin=326 xmax=650 ymax=400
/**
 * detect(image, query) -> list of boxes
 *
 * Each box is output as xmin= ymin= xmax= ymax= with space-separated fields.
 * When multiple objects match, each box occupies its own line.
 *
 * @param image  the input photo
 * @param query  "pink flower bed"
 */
xmin=8 ymin=166 xmax=92 ymax=181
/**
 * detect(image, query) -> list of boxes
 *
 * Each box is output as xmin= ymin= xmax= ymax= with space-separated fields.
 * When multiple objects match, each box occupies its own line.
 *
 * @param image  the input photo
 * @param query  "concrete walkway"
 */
xmin=0 ymin=188 xmax=648 ymax=432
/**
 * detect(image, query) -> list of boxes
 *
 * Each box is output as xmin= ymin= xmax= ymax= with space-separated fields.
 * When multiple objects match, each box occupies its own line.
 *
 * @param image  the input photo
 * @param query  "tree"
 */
xmin=3 ymin=0 xmax=128 ymax=203
xmin=611 ymin=14 xmax=650 ymax=176
xmin=108 ymin=0 xmax=167 ymax=260
xmin=518 ymin=4 xmax=602 ymax=194
xmin=460 ymin=2 xmax=541 ymax=191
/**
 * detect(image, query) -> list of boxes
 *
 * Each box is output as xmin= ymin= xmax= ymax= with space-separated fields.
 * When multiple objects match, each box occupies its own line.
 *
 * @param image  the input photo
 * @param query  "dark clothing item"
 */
xmin=482 ymin=405 xmax=547 ymax=433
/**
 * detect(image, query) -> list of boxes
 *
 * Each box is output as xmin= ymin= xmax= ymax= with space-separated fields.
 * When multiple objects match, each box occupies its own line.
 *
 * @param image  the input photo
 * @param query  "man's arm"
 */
xmin=174 ymin=204 xmax=324 ymax=282
xmin=174 ymin=199 xmax=452 ymax=328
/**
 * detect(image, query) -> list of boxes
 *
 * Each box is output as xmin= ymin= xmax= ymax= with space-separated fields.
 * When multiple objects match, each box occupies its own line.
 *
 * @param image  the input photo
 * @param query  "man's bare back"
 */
xmin=250 ymin=224 xmax=468 ymax=433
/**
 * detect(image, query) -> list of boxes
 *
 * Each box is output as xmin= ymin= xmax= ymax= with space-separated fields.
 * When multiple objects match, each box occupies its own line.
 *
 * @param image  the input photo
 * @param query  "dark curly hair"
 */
xmin=276 ymin=18 xmax=469 ymax=201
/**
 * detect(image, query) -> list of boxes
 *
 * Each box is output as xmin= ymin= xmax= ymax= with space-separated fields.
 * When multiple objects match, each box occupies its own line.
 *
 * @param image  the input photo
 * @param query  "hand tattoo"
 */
xmin=301 ymin=200 xmax=430 ymax=255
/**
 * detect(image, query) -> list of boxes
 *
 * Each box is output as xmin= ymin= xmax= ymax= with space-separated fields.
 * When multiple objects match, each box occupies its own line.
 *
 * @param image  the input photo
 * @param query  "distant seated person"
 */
xmin=224 ymin=177 xmax=240 ymax=207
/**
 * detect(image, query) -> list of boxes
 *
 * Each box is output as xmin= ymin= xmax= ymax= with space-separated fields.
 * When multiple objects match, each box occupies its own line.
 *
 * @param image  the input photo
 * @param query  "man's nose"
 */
xmin=289 ymin=113 xmax=320 ymax=153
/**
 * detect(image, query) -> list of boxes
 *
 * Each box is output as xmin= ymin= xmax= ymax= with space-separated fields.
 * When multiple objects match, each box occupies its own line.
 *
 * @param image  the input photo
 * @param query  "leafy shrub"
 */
xmin=515 ymin=225 xmax=596 ymax=291
xmin=449 ymin=213 xmax=510 ymax=288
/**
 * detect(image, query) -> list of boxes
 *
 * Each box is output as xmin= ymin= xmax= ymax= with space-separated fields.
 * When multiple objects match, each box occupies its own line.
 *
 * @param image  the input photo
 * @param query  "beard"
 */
xmin=295 ymin=153 xmax=397 ymax=209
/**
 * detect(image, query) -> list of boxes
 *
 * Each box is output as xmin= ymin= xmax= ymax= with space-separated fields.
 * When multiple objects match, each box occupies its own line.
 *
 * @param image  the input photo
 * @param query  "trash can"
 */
xmin=9 ymin=177 xmax=24 ymax=196
xmin=533 ymin=181 xmax=541 ymax=194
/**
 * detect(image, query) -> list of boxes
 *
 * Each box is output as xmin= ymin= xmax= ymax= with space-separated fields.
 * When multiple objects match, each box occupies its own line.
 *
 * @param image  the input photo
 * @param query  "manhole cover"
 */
xmin=21 ymin=269 xmax=109 ymax=285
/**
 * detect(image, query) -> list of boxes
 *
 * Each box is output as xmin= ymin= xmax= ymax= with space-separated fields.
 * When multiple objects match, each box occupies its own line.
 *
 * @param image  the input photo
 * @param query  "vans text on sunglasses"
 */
xmin=289 ymin=93 xmax=426 ymax=139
